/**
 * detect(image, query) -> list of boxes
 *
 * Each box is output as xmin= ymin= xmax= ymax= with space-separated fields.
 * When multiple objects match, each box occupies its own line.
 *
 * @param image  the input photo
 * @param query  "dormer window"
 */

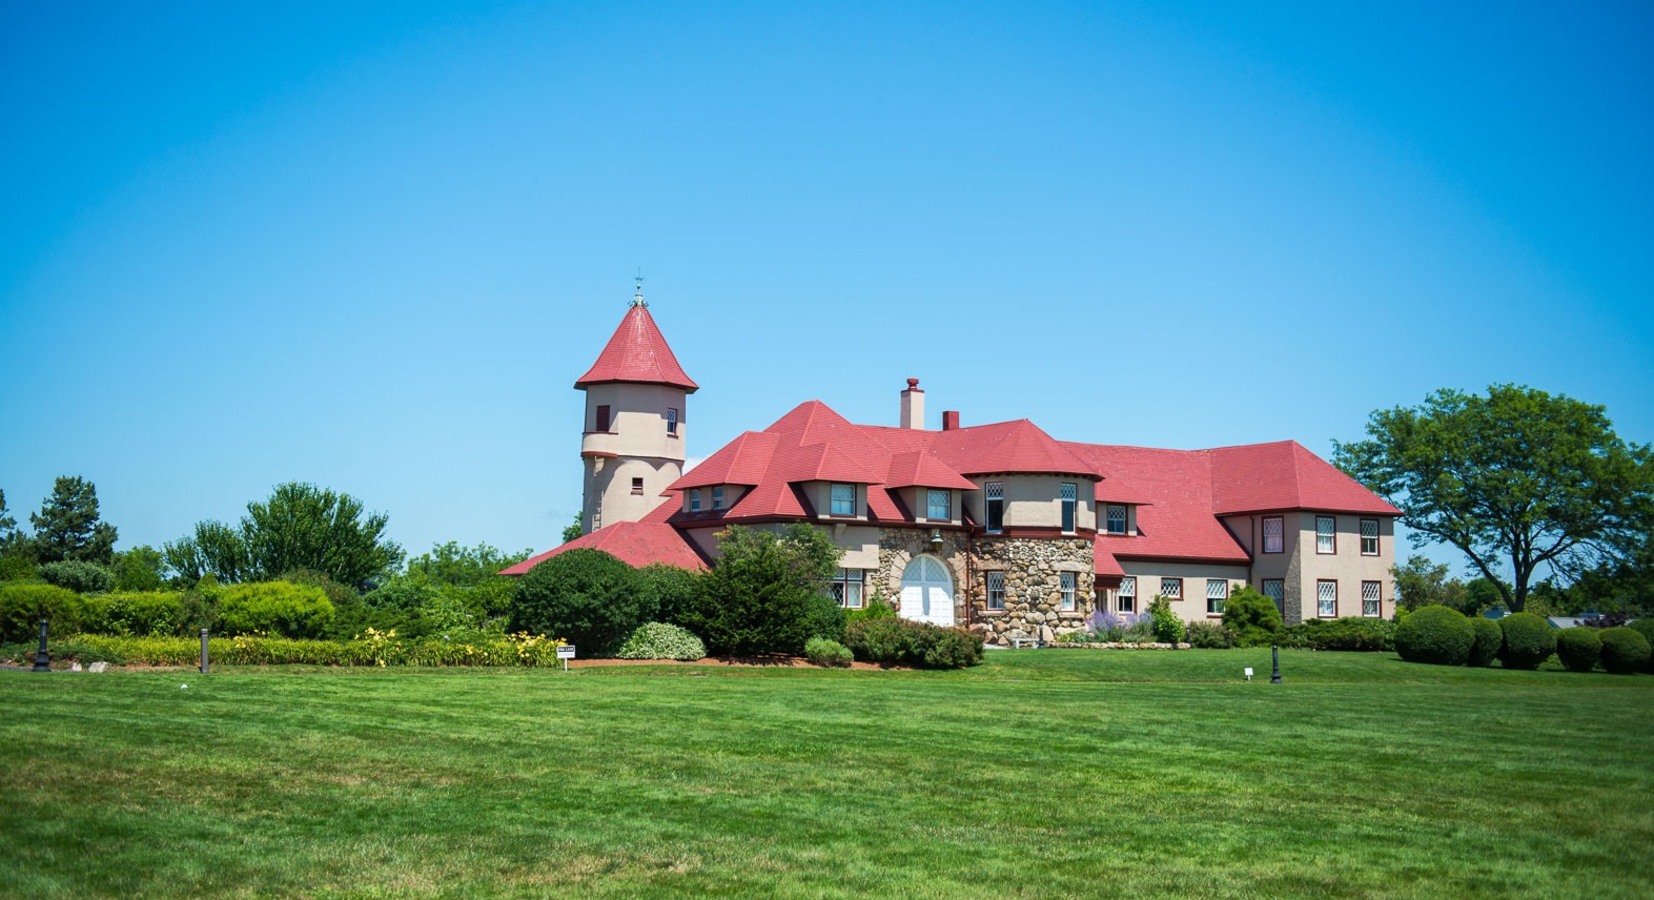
xmin=830 ymin=483 xmax=856 ymax=516
xmin=1105 ymin=504 xmax=1127 ymax=535
xmin=689 ymin=489 xmax=702 ymax=512
xmin=927 ymin=489 xmax=950 ymax=521
xmin=712 ymin=486 xmax=725 ymax=510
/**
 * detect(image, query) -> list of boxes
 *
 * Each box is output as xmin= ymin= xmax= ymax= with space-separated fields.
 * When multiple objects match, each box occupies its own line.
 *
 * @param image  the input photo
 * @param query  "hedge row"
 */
xmin=1394 ymin=606 xmax=1652 ymax=673
xmin=843 ymin=619 xmax=983 ymax=669
xmin=15 ymin=630 xmax=570 ymax=668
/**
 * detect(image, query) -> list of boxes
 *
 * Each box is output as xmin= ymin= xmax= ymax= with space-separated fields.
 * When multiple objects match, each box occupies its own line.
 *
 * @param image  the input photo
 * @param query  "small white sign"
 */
xmin=1244 ymin=667 xmax=1254 ymax=682
xmin=557 ymin=645 xmax=576 ymax=659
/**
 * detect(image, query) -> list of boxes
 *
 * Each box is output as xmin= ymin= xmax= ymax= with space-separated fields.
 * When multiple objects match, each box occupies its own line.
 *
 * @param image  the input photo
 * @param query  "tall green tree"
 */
xmin=164 ymin=483 xmax=403 ymax=588
xmin=1335 ymin=385 xmax=1653 ymax=612
xmin=29 ymin=476 xmax=118 ymax=565
xmin=682 ymin=524 xmax=844 ymax=655
xmin=112 ymin=545 xmax=168 ymax=592
xmin=0 ymin=488 xmax=17 ymax=547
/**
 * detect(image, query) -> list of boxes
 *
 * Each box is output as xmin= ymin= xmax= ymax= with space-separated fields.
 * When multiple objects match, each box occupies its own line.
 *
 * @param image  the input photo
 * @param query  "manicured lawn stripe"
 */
xmin=3 ymin=650 xmax=1650 ymax=897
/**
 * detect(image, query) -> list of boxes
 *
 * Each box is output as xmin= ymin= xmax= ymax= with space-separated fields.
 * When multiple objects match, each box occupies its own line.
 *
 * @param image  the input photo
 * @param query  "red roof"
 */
xmin=1064 ymin=442 xmax=1251 ymax=563
xmin=574 ymin=304 xmax=699 ymax=392
xmin=1207 ymin=441 xmax=1401 ymax=516
xmin=501 ymin=502 xmax=708 ymax=575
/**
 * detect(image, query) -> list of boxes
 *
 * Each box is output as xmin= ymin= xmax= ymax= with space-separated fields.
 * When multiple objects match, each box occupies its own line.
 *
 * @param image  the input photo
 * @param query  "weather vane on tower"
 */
xmin=632 ymin=269 xmax=647 ymax=308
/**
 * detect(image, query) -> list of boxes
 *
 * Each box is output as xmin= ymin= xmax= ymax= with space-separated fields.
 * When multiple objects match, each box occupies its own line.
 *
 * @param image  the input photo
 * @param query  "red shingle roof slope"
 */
xmin=929 ymin=419 xmax=1097 ymax=478
xmin=500 ymin=501 xmax=707 ymax=575
xmin=574 ymin=304 xmax=699 ymax=392
xmin=1207 ymin=441 xmax=1400 ymax=515
xmin=1063 ymin=442 xmax=1249 ymax=563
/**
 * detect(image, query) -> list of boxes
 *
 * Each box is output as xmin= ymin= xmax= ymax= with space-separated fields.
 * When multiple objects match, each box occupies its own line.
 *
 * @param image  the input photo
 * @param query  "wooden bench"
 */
xmin=1009 ymin=636 xmax=1041 ymax=649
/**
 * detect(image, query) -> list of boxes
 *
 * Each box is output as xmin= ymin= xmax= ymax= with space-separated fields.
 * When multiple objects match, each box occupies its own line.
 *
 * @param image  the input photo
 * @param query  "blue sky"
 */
xmin=3 ymin=1 xmax=1651 ymax=575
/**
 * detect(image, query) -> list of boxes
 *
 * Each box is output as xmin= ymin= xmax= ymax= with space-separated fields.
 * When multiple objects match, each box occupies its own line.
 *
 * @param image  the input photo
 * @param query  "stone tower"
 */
xmin=574 ymin=287 xmax=698 ymax=534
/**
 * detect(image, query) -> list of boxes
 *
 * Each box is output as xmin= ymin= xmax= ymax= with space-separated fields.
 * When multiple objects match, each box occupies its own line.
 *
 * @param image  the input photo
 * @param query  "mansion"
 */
xmin=506 ymin=292 xmax=1399 ymax=645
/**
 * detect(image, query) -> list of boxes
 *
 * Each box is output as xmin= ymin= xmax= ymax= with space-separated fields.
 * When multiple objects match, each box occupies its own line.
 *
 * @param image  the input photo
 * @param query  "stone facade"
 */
xmin=968 ymin=537 xmax=1093 ymax=647
xmin=874 ymin=527 xmax=971 ymax=617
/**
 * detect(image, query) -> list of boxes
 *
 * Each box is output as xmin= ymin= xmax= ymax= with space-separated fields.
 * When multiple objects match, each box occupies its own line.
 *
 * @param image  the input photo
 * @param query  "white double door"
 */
xmin=899 ymin=555 xmax=955 ymax=627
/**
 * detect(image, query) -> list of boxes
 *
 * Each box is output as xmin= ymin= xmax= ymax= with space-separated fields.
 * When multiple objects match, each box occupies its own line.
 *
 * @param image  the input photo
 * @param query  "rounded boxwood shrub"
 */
xmin=82 ymin=591 xmax=189 ymax=637
xmin=1598 ymin=626 xmax=1651 ymax=675
xmin=1555 ymin=626 xmax=1602 ymax=673
xmin=615 ymin=622 xmax=706 ymax=661
xmin=1630 ymin=619 xmax=1654 ymax=673
xmin=509 ymin=549 xmax=649 ymax=656
xmin=1497 ymin=612 xmax=1556 ymax=670
xmin=1221 ymin=587 xmax=1282 ymax=647
xmin=1394 ymin=605 xmax=1474 ymax=666
xmin=1467 ymin=616 xmax=1503 ymax=667
xmin=0 ymin=583 xmax=86 ymax=642
xmin=804 ymin=636 xmax=854 ymax=668
xmin=38 ymin=560 xmax=116 ymax=594
xmin=217 ymin=582 xmax=336 ymax=639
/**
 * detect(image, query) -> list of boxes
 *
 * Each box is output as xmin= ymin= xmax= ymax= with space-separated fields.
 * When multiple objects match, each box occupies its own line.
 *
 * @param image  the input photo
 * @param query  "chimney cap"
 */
xmin=906 ymin=377 xmax=920 ymax=389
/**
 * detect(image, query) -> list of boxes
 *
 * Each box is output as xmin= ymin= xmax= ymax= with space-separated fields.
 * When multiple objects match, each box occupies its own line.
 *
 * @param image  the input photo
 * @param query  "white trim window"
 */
xmin=1160 ymin=577 xmax=1182 ymax=600
xmin=1060 ymin=483 xmax=1077 ymax=534
xmin=1362 ymin=580 xmax=1381 ymax=618
xmin=1117 ymin=576 xmax=1136 ymax=613
xmin=1262 ymin=579 xmax=1284 ymax=616
xmin=1316 ymin=516 xmax=1337 ymax=554
xmin=667 ymin=407 xmax=679 ymax=436
xmin=1206 ymin=579 xmax=1228 ymax=616
xmin=1263 ymin=516 xmax=1284 ymax=554
xmin=689 ymin=489 xmax=702 ymax=512
xmin=831 ymin=568 xmax=865 ymax=608
xmin=1106 ymin=504 xmax=1127 ymax=535
xmin=830 ymin=483 xmax=856 ymax=516
xmin=927 ymin=489 xmax=950 ymax=521
xmin=1360 ymin=518 xmax=1379 ymax=556
xmin=1317 ymin=579 xmax=1338 ymax=618
xmin=712 ymin=486 xmax=725 ymax=510
xmin=986 ymin=571 xmax=1006 ymax=610
xmin=1060 ymin=572 xmax=1077 ymax=611
xmin=985 ymin=482 xmax=1004 ymax=534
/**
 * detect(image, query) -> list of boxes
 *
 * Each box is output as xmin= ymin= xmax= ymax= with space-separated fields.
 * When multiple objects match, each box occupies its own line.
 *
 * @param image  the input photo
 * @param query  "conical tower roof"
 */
xmin=574 ymin=295 xmax=698 ymax=392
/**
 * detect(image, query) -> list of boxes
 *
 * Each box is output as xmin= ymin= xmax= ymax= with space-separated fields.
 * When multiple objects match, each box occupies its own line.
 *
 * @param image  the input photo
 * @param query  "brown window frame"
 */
xmin=1361 ymin=580 xmax=1382 ymax=618
xmin=1316 ymin=516 xmax=1337 ymax=555
xmin=1316 ymin=579 xmax=1338 ymax=618
xmin=1160 ymin=577 xmax=1182 ymax=601
xmin=1360 ymin=518 xmax=1379 ymax=556
xmin=1262 ymin=516 xmax=1284 ymax=554
xmin=1262 ymin=579 xmax=1284 ymax=616
xmin=594 ymin=405 xmax=612 ymax=433
xmin=630 ymin=477 xmax=644 ymax=496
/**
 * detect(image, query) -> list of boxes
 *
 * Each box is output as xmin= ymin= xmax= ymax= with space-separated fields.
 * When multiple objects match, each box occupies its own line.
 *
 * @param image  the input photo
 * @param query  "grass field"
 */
xmin=3 ymin=649 xmax=1651 ymax=898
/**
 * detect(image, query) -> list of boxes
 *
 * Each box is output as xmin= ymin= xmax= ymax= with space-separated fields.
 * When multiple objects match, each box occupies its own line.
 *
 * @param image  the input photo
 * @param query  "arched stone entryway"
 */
xmin=899 ymin=555 xmax=955 ymax=626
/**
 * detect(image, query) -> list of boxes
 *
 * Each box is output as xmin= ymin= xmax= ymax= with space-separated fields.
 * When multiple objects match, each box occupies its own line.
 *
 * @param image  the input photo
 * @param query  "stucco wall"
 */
xmin=1106 ymin=559 xmax=1250 ymax=623
xmin=1291 ymin=512 xmax=1395 ymax=620
xmin=581 ymin=383 xmax=689 ymax=462
xmin=966 ymin=475 xmax=1097 ymax=532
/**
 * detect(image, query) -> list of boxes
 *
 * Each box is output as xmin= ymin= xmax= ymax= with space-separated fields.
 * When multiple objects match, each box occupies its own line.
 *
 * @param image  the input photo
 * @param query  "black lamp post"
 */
xmin=32 ymin=618 xmax=51 ymax=672
xmin=1270 ymin=643 xmax=1283 ymax=684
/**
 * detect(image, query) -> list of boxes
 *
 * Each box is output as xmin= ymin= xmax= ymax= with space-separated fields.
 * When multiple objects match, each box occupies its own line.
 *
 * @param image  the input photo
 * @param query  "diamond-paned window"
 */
xmin=1316 ymin=516 xmax=1337 ymax=554
xmin=1317 ymin=580 xmax=1337 ymax=617
xmin=927 ymin=489 xmax=950 ymax=521
xmin=831 ymin=568 xmax=865 ymax=609
xmin=1060 ymin=572 xmax=1077 ymax=611
xmin=1106 ymin=505 xmax=1127 ymax=534
xmin=830 ymin=483 xmax=856 ymax=516
xmin=985 ymin=482 xmax=1004 ymax=533
xmin=1117 ymin=576 xmax=1136 ymax=613
xmin=1263 ymin=516 xmax=1284 ymax=553
xmin=1360 ymin=519 xmax=1379 ymax=556
xmin=1206 ymin=579 xmax=1228 ymax=616
xmin=1362 ymin=580 xmax=1381 ymax=617
xmin=1060 ymin=482 xmax=1077 ymax=534
xmin=986 ymin=571 xmax=1006 ymax=610
xmin=1160 ymin=577 xmax=1182 ymax=600
xmin=1262 ymin=579 xmax=1284 ymax=615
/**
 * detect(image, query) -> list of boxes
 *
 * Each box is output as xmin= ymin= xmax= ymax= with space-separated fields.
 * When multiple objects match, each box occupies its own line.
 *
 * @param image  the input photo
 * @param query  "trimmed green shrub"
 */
xmin=217 ymin=582 xmax=336 ymax=639
xmin=1467 ymin=616 xmax=1503 ymax=667
xmin=0 ymin=582 xmax=86 ymax=642
xmin=1221 ymin=587 xmax=1282 ymax=647
xmin=1394 ymin=605 xmax=1475 ymax=666
xmin=1598 ymin=626 xmax=1651 ymax=675
xmin=1555 ymin=627 xmax=1602 ymax=673
xmin=847 ymin=600 xmax=897 ymax=623
xmin=1630 ymin=619 xmax=1654 ymax=673
xmin=1148 ymin=596 xmax=1183 ymax=644
xmin=1498 ymin=612 xmax=1556 ymax=670
xmin=82 ymin=591 xmax=189 ymax=637
xmin=509 ymin=549 xmax=650 ymax=656
xmin=804 ymin=636 xmax=853 ymax=668
xmin=1283 ymin=616 xmax=1395 ymax=652
xmin=844 ymin=618 xmax=981 ymax=669
xmin=679 ymin=525 xmax=842 ymax=656
xmin=38 ymin=559 xmax=115 ymax=594
xmin=635 ymin=564 xmax=700 ymax=627
xmin=61 ymin=631 xmax=567 ymax=667
xmin=616 ymin=622 xmax=706 ymax=661
xmin=1186 ymin=620 xmax=1236 ymax=649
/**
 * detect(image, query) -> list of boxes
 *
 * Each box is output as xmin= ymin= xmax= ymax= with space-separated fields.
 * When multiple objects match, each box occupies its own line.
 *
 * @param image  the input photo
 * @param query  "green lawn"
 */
xmin=3 ymin=649 xmax=1650 ymax=898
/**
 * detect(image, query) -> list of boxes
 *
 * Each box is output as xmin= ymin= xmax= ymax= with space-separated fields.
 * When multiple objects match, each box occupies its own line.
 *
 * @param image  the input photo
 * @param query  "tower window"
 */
xmin=630 ymin=477 xmax=644 ymax=495
xmin=985 ymin=482 xmax=1004 ymax=534
xmin=1060 ymin=483 xmax=1076 ymax=534
xmin=594 ymin=405 xmax=611 ymax=433
xmin=667 ymin=407 xmax=679 ymax=436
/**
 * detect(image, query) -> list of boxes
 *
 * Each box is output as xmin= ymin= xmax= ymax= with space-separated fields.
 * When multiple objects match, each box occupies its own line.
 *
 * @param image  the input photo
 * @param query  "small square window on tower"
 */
xmin=630 ymin=477 xmax=644 ymax=495
xmin=667 ymin=407 xmax=679 ymax=436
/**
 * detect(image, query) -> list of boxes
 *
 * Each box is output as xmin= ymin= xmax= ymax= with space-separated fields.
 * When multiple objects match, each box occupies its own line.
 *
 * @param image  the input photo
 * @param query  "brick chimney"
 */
xmin=942 ymin=410 xmax=960 ymax=431
xmin=900 ymin=378 xmax=925 ymax=429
